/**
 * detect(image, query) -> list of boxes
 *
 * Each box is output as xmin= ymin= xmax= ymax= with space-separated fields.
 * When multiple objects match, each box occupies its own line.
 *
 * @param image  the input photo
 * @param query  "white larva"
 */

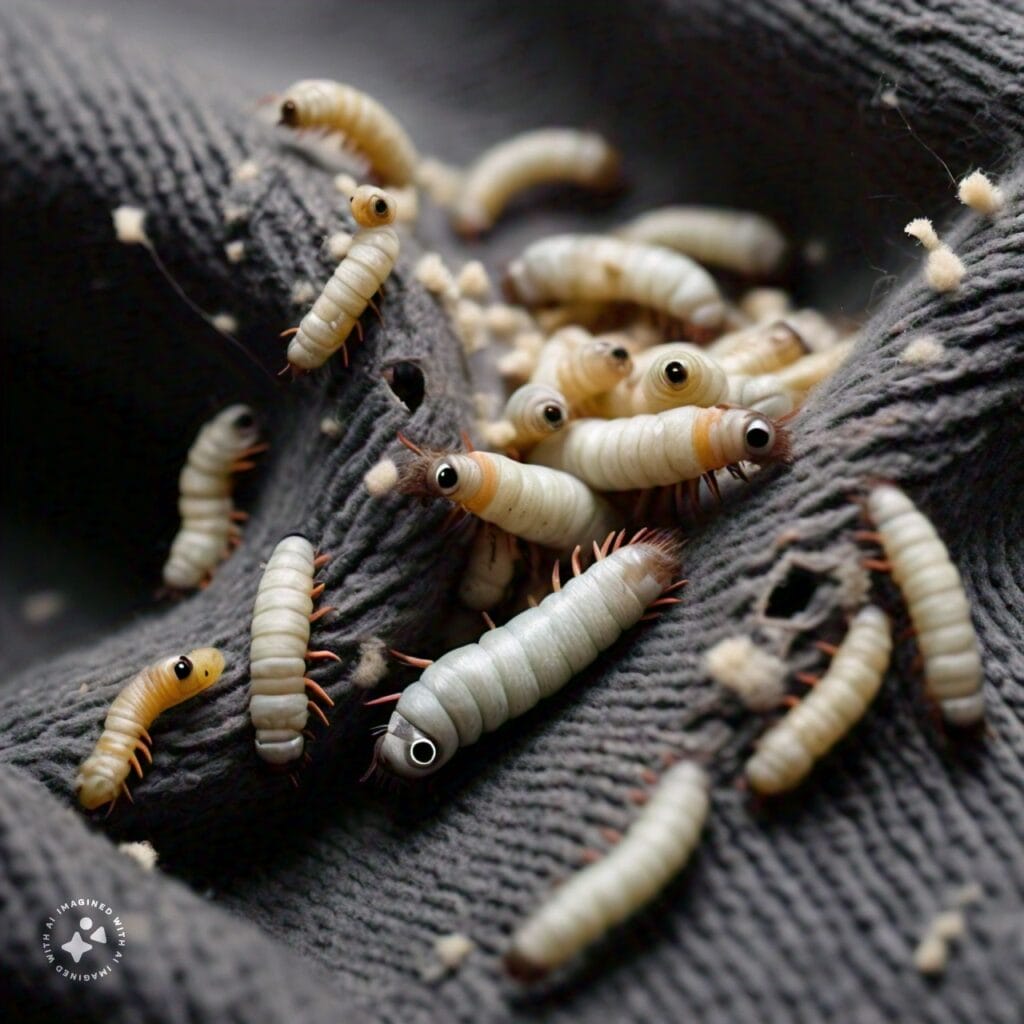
xmin=278 ymin=79 xmax=418 ymax=186
xmin=530 ymin=326 xmax=633 ymax=407
xmin=745 ymin=605 xmax=893 ymax=794
xmin=505 ymin=234 xmax=726 ymax=328
xmin=248 ymin=534 xmax=335 ymax=765
xmin=372 ymin=533 xmax=681 ymax=779
xmin=725 ymin=373 xmax=794 ymax=418
xmin=704 ymin=635 xmax=788 ymax=712
xmin=458 ymin=523 xmax=520 ymax=611
xmin=398 ymin=450 xmax=620 ymax=555
xmin=505 ymin=761 xmax=710 ymax=980
xmin=286 ymin=186 xmax=400 ymax=370
xmin=739 ymin=287 xmax=792 ymax=323
xmin=498 ymin=384 xmax=571 ymax=451
xmin=773 ymin=337 xmax=855 ymax=400
xmin=452 ymin=128 xmax=620 ymax=236
xmin=865 ymin=484 xmax=984 ymax=725
xmin=528 ymin=406 xmax=789 ymax=491
xmin=707 ymin=320 xmax=808 ymax=376
xmin=162 ymin=404 xmax=262 ymax=590
xmin=616 ymin=205 xmax=787 ymax=276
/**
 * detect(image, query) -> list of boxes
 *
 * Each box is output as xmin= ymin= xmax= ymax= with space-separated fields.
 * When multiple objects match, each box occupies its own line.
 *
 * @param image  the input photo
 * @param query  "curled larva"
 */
xmin=865 ymin=484 xmax=984 ymax=725
xmin=249 ymin=534 xmax=335 ymax=765
xmin=774 ymin=337 xmax=855 ymax=400
xmin=499 ymin=384 xmax=571 ymax=451
xmin=453 ymin=128 xmax=620 ymax=236
xmin=528 ymin=406 xmax=790 ymax=491
xmin=505 ymin=761 xmax=710 ymax=980
xmin=372 ymin=532 xmax=681 ymax=779
xmin=162 ymin=405 xmax=262 ymax=590
xmin=397 ymin=450 xmax=619 ymax=555
xmin=459 ymin=523 xmax=520 ymax=611
xmin=286 ymin=186 xmax=400 ymax=371
xmin=278 ymin=79 xmax=418 ymax=185
xmin=616 ymin=205 xmax=787 ymax=276
xmin=530 ymin=327 xmax=633 ymax=407
xmin=745 ymin=605 xmax=892 ymax=794
xmin=707 ymin=320 xmax=808 ymax=376
xmin=505 ymin=234 xmax=726 ymax=328
xmin=76 ymin=647 xmax=226 ymax=810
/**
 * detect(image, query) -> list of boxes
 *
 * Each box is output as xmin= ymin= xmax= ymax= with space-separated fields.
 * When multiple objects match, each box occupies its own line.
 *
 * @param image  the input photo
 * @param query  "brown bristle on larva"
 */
xmin=394 ymin=449 xmax=451 ymax=498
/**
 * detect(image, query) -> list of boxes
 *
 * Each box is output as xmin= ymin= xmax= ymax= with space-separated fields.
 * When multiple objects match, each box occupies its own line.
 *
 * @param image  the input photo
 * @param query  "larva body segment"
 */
xmin=162 ymin=405 xmax=261 ymax=590
xmin=616 ymin=206 xmax=788 ymax=276
xmin=278 ymin=79 xmax=418 ymax=185
xmin=249 ymin=534 xmax=322 ymax=764
xmin=708 ymin=320 xmax=808 ymax=376
xmin=76 ymin=648 xmax=226 ymax=810
xmin=528 ymin=406 xmax=788 ymax=491
xmin=505 ymin=235 xmax=726 ymax=329
xmin=459 ymin=523 xmax=520 ymax=611
xmin=530 ymin=327 xmax=633 ymax=407
xmin=377 ymin=536 xmax=681 ymax=778
xmin=500 ymin=384 xmax=571 ymax=451
xmin=725 ymin=373 xmax=794 ymax=418
xmin=287 ymin=186 xmax=400 ymax=370
xmin=865 ymin=485 xmax=984 ymax=725
xmin=453 ymin=128 xmax=620 ymax=236
xmin=399 ymin=451 xmax=620 ymax=554
xmin=774 ymin=337 xmax=855 ymax=400
xmin=745 ymin=605 xmax=892 ymax=794
xmin=505 ymin=761 xmax=710 ymax=980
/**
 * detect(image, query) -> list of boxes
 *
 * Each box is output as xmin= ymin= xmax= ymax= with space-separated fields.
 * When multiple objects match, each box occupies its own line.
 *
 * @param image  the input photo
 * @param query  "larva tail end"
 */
xmin=503 ymin=948 xmax=550 ymax=983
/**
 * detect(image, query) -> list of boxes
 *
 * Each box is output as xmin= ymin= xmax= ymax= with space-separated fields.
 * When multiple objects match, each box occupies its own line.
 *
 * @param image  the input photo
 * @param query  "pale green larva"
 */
xmin=865 ymin=485 xmax=984 ymax=726
xmin=505 ymin=234 xmax=726 ymax=329
xmin=745 ymin=605 xmax=892 ymax=794
xmin=505 ymin=761 xmax=710 ymax=980
xmin=162 ymin=405 xmax=262 ymax=590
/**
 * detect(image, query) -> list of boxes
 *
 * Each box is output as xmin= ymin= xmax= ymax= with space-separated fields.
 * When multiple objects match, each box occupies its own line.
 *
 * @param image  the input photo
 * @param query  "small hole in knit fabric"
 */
xmin=382 ymin=361 xmax=426 ymax=412
xmin=764 ymin=566 xmax=820 ymax=619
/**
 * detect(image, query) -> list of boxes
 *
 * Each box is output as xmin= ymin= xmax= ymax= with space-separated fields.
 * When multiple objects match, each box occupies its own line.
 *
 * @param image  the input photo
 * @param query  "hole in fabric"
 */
xmin=382 ymin=361 xmax=425 ymax=412
xmin=764 ymin=566 xmax=819 ymax=619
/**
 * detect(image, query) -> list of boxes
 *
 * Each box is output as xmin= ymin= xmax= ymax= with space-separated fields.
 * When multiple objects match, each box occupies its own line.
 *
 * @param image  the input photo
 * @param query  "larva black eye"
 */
xmin=409 ymin=738 xmax=437 ymax=767
xmin=435 ymin=462 xmax=459 ymax=493
xmin=279 ymin=100 xmax=299 ymax=126
xmin=233 ymin=412 xmax=255 ymax=430
xmin=373 ymin=197 xmax=389 ymax=216
xmin=664 ymin=361 xmax=688 ymax=385
xmin=542 ymin=404 xmax=563 ymax=425
xmin=611 ymin=347 xmax=629 ymax=362
xmin=745 ymin=419 xmax=773 ymax=452
xmin=173 ymin=657 xmax=193 ymax=681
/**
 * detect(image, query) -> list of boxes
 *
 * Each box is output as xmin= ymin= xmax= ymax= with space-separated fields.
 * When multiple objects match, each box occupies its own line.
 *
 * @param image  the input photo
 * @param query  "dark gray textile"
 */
xmin=1 ymin=1 xmax=1022 ymax=1022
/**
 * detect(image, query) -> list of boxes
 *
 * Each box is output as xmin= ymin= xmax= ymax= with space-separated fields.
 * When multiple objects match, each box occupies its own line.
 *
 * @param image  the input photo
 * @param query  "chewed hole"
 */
xmin=764 ymin=566 xmax=820 ymax=619
xmin=382 ymin=361 xmax=425 ymax=413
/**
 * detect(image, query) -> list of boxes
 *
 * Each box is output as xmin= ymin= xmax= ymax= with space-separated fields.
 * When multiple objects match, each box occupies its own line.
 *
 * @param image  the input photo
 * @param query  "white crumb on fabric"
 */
xmin=222 ymin=203 xmax=249 ymax=226
xmin=233 ymin=159 xmax=261 ymax=182
xmin=497 ymin=349 xmax=534 ymax=381
xmin=931 ymin=910 xmax=966 ymax=942
xmin=326 ymin=230 xmax=353 ymax=261
xmin=351 ymin=638 xmax=389 ymax=689
xmin=21 ymin=590 xmax=66 ymax=625
xmin=905 ymin=218 xmax=940 ymax=250
xmin=118 ymin=840 xmax=158 ymax=871
xmin=951 ymin=882 xmax=983 ymax=907
xmin=112 ymin=205 xmax=149 ymax=246
xmin=211 ymin=313 xmax=239 ymax=334
xmin=480 ymin=420 xmax=516 ymax=448
xmin=333 ymin=172 xmax=360 ymax=197
xmin=913 ymin=932 xmax=949 ymax=975
xmin=925 ymin=247 xmax=965 ymax=292
xmin=363 ymin=458 xmax=399 ymax=497
xmin=290 ymin=280 xmax=317 ymax=305
xmin=456 ymin=260 xmax=492 ymax=299
xmin=224 ymin=241 xmax=246 ymax=264
xmin=957 ymin=171 xmax=1004 ymax=215
xmin=484 ymin=303 xmax=532 ymax=335
xmin=78 ymin=682 xmax=90 ymax=694
xmin=320 ymin=417 xmax=343 ymax=438
xmin=880 ymin=87 xmax=899 ymax=108
xmin=415 ymin=252 xmax=456 ymax=297
xmin=513 ymin=330 xmax=544 ymax=357
xmin=434 ymin=932 xmax=476 ymax=970
xmin=703 ymin=636 xmax=787 ymax=711
xmin=454 ymin=299 xmax=488 ymax=354
xmin=900 ymin=335 xmax=944 ymax=365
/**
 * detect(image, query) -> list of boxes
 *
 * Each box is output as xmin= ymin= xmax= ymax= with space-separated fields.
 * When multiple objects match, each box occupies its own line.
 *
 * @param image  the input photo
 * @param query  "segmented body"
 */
xmin=708 ymin=320 xmax=808 ymax=376
xmin=774 ymin=337 xmax=855 ymax=400
xmin=866 ymin=485 xmax=984 ymax=725
xmin=501 ymin=384 xmax=570 ymax=451
xmin=162 ymin=405 xmax=260 ymax=589
xmin=505 ymin=761 xmax=710 ymax=979
xmin=376 ymin=536 xmax=680 ymax=778
xmin=453 ymin=128 xmax=620 ymax=235
xmin=529 ymin=327 xmax=633 ymax=407
xmin=745 ymin=606 xmax=892 ymax=794
xmin=76 ymin=648 xmax=226 ymax=810
xmin=278 ymin=79 xmax=418 ymax=185
xmin=505 ymin=235 xmax=726 ymax=328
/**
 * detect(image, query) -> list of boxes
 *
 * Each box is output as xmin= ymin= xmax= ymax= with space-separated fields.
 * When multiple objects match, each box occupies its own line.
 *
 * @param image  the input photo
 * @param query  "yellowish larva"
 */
xmin=530 ymin=326 xmax=633 ymax=407
xmin=745 ymin=605 xmax=892 ymax=794
xmin=286 ymin=186 xmax=400 ymax=371
xmin=773 ymin=337 xmax=856 ymax=401
xmin=162 ymin=405 xmax=262 ymax=590
xmin=865 ymin=484 xmax=984 ymax=725
xmin=76 ymin=647 xmax=226 ymax=810
xmin=707 ymin=320 xmax=808 ymax=377
xmin=452 ymin=128 xmax=620 ymax=236
xmin=278 ymin=79 xmax=418 ymax=186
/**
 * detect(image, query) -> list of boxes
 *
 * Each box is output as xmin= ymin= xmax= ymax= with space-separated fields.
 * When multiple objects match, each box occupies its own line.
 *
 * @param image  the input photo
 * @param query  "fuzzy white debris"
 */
xmin=880 ymin=87 xmax=899 ymax=109
xmin=326 ymin=230 xmax=353 ymax=261
xmin=434 ymin=933 xmax=476 ymax=970
xmin=333 ymin=172 xmax=360 ymax=197
xmin=513 ymin=330 xmax=545 ymax=357
xmin=320 ymin=417 xmax=343 ymax=438
xmin=290 ymin=279 xmax=317 ymax=305
xmin=931 ymin=910 xmax=966 ymax=942
xmin=480 ymin=419 xmax=517 ymax=448
xmin=233 ymin=159 xmax=261 ymax=183
xmin=484 ymin=303 xmax=533 ymax=336
xmin=118 ymin=840 xmax=158 ymax=871
xmin=456 ymin=260 xmax=492 ymax=299
xmin=21 ymin=590 xmax=66 ymax=625
xmin=415 ymin=252 xmax=456 ymax=298
xmin=913 ymin=932 xmax=949 ymax=975
xmin=951 ymin=882 xmax=983 ymax=907
xmin=222 ymin=203 xmax=249 ymax=226
xmin=211 ymin=312 xmax=239 ymax=334
xmin=924 ymin=247 xmax=965 ymax=292
xmin=416 ymin=156 xmax=464 ymax=207
xmin=900 ymin=335 xmax=944 ymax=365
xmin=351 ymin=637 xmax=389 ymax=689
xmin=905 ymin=218 xmax=940 ymax=251
xmin=472 ymin=391 xmax=502 ymax=420
xmin=78 ymin=682 xmax=89 ymax=694
xmin=497 ymin=349 xmax=536 ymax=382
xmin=454 ymin=298 xmax=488 ymax=354
xmin=957 ymin=171 xmax=1004 ymax=216
xmin=704 ymin=636 xmax=788 ymax=712
xmin=112 ymin=205 xmax=150 ymax=246
xmin=224 ymin=241 xmax=246 ymax=264
xmin=363 ymin=457 xmax=400 ymax=496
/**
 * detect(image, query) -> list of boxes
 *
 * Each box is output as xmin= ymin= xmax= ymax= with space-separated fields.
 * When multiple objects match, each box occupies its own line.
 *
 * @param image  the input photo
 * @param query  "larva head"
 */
xmin=377 ymin=713 xmax=450 ymax=779
xmin=641 ymin=343 xmax=726 ymax=410
xmin=76 ymin=772 xmax=119 ymax=811
xmin=724 ymin=410 xmax=791 ymax=466
xmin=350 ymin=185 xmax=397 ymax=228
xmin=503 ymin=384 xmax=569 ymax=444
xmin=214 ymin=403 xmax=260 ymax=453
xmin=164 ymin=647 xmax=226 ymax=703
xmin=397 ymin=451 xmax=485 ymax=504
xmin=578 ymin=338 xmax=633 ymax=391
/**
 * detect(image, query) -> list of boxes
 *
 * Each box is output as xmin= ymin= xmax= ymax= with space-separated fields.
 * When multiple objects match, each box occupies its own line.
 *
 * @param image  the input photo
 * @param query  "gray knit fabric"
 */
xmin=1 ymin=1 xmax=1022 ymax=1022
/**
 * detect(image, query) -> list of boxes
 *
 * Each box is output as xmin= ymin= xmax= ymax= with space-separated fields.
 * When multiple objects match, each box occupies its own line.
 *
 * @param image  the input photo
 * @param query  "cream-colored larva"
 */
xmin=773 ymin=337 xmax=855 ymax=401
xmin=505 ymin=234 xmax=726 ymax=328
xmin=398 ymin=450 xmax=620 ymax=555
xmin=865 ymin=484 xmax=984 ymax=725
xmin=452 ymin=128 xmax=620 ymax=236
xmin=528 ymin=406 xmax=790 ymax=491
xmin=745 ymin=605 xmax=892 ymax=794
xmin=707 ymin=320 xmax=808 ymax=376
xmin=739 ymin=287 xmax=792 ymax=323
xmin=497 ymin=384 xmax=571 ymax=451
xmin=162 ymin=404 xmax=262 ymax=590
xmin=530 ymin=326 xmax=633 ymax=407
xmin=278 ymin=79 xmax=418 ymax=186
xmin=371 ymin=532 xmax=681 ymax=779
xmin=505 ymin=761 xmax=710 ymax=980
xmin=249 ymin=534 xmax=335 ymax=765
xmin=704 ymin=635 xmax=788 ymax=712
xmin=616 ymin=205 xmax=788 ymax=276
xmin=286 ymin=186 xmax=400 ymax=370
xmin=459 ymin=523 xmax=520 ymax=611
xmin=76 ymin=647 xmax=226 ymax=810
xmin=725 ymin=373 xmax=794 ymax=418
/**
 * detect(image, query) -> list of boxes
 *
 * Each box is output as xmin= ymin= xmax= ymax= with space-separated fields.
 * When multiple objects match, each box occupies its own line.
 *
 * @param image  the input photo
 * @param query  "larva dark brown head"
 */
xmin=278 ymin=98 xmax=300 ymax=127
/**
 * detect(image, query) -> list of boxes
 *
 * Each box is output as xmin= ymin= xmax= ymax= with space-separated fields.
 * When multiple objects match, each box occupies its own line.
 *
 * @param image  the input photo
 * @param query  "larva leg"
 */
xmin=853 ymin=530 xmax=883 ymax=544
xmin=628 ymin=788 xmax=649 ymax=805
xmin=794 ymin=671 xmax=820 ymax=687
xmin=551 ymin=560 xmax=562 ymax=592
xmin=862 ymin=557 xmax=893 ymax=572
xmin=571 ymin=545 xmax=583 ymax=578
xmin=280 ymin=327 xmax=300 ymax=338
xmin=390 ymin=649 xmax=434 ymax=668
xmin=304 ymin=677 xmax=335 ymax=707
xmin=482 ymin=612 xmax=497 ymax=631
xmin=309 ymin=606 xmax=335 ymax=623
xmin=230 ymin=509 xmax=250 ymax=522
xmin=815 ymin=640 xmax=840 ymax=656
xmin=366 ymin=296 xmax=383 ymax=322
xmin=307 ymin=649 xmax=341 ymax=662
xmin=308 ymin=701 xmax=330 ymax=727
xmin=136 ymin=741 xmax=152 ymax=764
xmin=310 ymin=582 xmax=326 ymax=599
xmin=640 ymin=768 xmax=659 ymax=785
xmin=313 ymin=553 xmax=332 ymax=568
xmin=599 ymin=827 xmax=623 ymax=845
xmin=129 ymin=753 xmax=144 ymax=779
